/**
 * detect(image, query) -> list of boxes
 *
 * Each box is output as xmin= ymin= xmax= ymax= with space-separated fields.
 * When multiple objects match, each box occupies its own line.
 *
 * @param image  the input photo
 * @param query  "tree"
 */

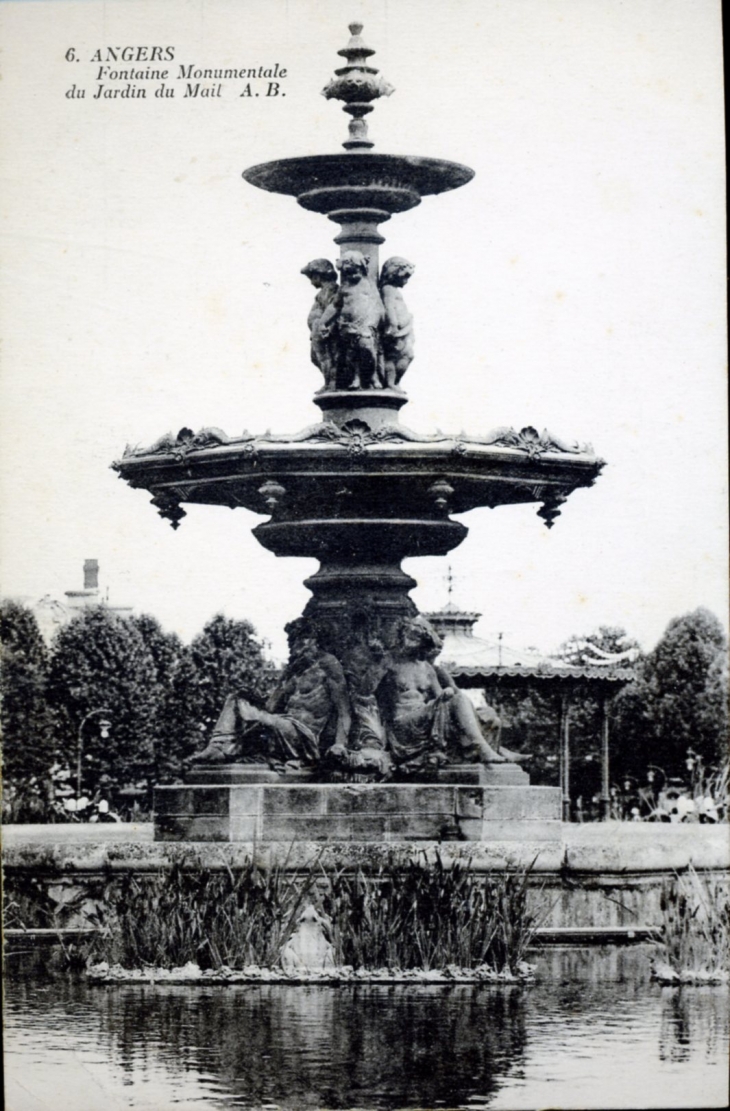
xmin=3 ymin=602 xmax=281 ymax=814
xmin=128 ymin=614 xmax=202 ymax=782
xmin=185 ymin=614 xmax=278 ymax=742
xmin=556 ymin=626 xmax=641 ymax=668
xmin=0 ymin=601 xmax=55 ymax=814
xmin=613 ymin=607 xmax=728 ymax=781
xmin=47 ymin=607 xmax=160 ymax=798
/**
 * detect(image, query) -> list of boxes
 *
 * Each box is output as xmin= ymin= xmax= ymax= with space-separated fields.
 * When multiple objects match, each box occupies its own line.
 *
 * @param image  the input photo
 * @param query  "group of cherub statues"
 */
xmin=191 ymin=613 xmax=528 ymax=781
xmin=302 ymin=250 xmax=415 ymax=391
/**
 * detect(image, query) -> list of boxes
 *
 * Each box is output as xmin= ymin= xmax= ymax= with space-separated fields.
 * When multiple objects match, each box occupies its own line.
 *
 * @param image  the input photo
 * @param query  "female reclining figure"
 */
xmin=379 ymin=616 xmax=508 ymax=772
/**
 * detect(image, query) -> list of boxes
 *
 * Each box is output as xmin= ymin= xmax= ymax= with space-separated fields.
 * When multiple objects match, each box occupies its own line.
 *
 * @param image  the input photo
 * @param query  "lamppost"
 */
xmin=644 ymin=764 xmax=667 ymax=818
xmin=76 ymin=708 xmax=112 ymax=803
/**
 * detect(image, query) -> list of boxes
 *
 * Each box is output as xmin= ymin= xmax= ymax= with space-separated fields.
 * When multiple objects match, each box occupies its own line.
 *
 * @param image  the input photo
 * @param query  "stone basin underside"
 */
xmin=242 ymin=153 xmax=475 ymax=221
xmin=113 ymin=428 xmax=604 ymax=555
xmin=114 ymin=424 xmax=604 ymax=666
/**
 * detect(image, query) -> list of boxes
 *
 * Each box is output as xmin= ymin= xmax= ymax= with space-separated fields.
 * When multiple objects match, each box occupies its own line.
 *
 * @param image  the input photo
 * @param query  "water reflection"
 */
xmin=8 ymin=978 xmax=527 ymax=1109
xmin=5 ymin=949 xmax=729 ymax=1111
xmin=659 ymin=985 xmax=729 ymax=1064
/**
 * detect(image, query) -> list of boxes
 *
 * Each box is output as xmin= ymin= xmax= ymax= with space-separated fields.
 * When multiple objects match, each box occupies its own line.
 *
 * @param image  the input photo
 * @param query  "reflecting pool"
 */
xmin=4 ymin=948 xmax=728 ymax=1110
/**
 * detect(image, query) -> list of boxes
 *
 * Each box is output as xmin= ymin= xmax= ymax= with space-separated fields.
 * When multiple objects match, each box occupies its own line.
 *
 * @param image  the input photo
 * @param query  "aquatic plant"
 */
xmin=322 ymin=852 xmax=538 ymax=974
xmin=99 ymin=853 xmax=322 ymax=970
xmin=97 ymin=854 xmax=539 ymax=973
xmin=653 ymin=865 xmax=730 ymax=983
xmin=4 ymin=851 xmax=539 ymax=975
xmin=3 ymin=874 xmax=59 ymax=930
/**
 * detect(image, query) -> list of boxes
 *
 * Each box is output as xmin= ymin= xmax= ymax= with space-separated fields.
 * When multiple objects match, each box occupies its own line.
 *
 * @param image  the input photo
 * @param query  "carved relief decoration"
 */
xmin=116 ymin=420 xmax=601 ymax=463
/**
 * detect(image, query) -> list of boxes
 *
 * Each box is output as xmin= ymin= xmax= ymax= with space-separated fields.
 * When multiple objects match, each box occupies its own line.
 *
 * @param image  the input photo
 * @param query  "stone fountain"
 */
xmin=113 ymin=24 xmax=604 ymax=843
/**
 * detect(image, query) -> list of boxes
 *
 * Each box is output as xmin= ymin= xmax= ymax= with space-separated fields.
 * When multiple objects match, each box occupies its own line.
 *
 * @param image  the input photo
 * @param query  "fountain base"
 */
xmin=154 ymin=775 xmax=554 ymax=844
xmin=184 ymin=762 xmax=530 ymax=787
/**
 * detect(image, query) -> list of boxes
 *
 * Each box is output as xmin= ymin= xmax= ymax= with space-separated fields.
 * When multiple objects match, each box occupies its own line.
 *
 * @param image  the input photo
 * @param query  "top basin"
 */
xmin=243 ymin=152 xmax=474 ymax=216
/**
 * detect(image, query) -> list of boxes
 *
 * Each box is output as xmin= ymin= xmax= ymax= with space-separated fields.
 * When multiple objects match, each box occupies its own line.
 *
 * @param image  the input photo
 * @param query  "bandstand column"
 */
xmin=560 ymin=692 xmax=572 ymax=822
xmin=599 ymin=692 xmax=611 ymax=820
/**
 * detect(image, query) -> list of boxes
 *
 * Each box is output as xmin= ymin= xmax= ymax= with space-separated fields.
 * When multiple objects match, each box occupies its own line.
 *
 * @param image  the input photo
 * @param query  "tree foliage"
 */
xmin=1 ymin=603 xmax=278 ymax=816
xmin=0 ymin=601 xmax=54 ymax=786
xmin=127 ymin=614 xmax=201 ymax=783
xmin=185 ymin=614 xmax=278 ymax=740
xmin=613 ymin=608 xmax=728 ymax=780
xmin=46 ymin=607 xmax=160 ymax=797
xmin=2 ymin=597 xmax=725 ymax=822
xmin=556 ymin=626 xmax=642 ymax=668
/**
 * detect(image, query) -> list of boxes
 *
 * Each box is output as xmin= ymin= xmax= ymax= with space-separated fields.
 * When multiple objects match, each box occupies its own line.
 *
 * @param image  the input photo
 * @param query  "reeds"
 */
xmin=322 ymin=852 xmax=538 ymax=973
xmin=100 ymin=856 xmax=321 ymax=970
xmin=6 ymin=851 xmax=538 ymax=975
xmin=653 ymin=865 xmax=730 ymax=982
xmin=105 ymin=854 xmax=538 ymax=973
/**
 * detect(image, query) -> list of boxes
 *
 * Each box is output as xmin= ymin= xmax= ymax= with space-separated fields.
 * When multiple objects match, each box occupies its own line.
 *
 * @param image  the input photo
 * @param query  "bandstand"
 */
xmin=424 ymin=603 xmax=635 ymax=821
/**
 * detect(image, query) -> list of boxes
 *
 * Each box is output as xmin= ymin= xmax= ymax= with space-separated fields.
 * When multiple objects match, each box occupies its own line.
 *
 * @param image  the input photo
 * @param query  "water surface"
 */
xmin=4 ymin=948 xmax=728 ymax=1110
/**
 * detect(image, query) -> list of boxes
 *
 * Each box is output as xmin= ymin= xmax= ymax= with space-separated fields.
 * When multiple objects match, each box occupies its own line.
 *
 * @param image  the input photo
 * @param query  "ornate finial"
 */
xmin=344 ymin=22 xmax=366 ymax=43
xmin=322 ymin=23 xmax=394 ymax=150
xmin=447 ymin=564 xmax=454 ymax=602
xmin=537 ymin=491 xmax=568 ymax=529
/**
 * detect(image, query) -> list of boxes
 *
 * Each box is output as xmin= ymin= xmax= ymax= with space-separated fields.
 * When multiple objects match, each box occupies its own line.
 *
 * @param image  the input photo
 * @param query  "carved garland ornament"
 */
xmin=118 ymin=421 xmax=598 ymax=460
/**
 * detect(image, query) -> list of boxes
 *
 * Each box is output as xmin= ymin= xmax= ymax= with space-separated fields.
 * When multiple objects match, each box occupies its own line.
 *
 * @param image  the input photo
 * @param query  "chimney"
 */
xmin=83 ymin=559 xmax=99 ymax=591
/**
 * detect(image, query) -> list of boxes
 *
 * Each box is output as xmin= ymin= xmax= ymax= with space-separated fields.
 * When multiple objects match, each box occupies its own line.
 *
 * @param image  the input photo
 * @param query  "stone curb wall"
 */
xmin=4 ymin=824 xmax=728 ymax=933
xmin=3 ymin=823 xmax=729 ymax=876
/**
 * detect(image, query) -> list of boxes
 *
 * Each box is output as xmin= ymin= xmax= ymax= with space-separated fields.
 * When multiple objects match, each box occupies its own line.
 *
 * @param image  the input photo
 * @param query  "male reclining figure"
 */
xmin=190 ymin=620 xmax=351 ymax=768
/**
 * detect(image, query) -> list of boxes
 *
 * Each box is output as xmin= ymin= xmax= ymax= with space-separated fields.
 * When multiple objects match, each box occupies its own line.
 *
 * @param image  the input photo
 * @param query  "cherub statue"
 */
xmin=378 ymin=616 xmax=508 ymax=772
xmin=329 ymin=250 xmax=385 ymax=390
xmin=379 ymin=256 xmax=415 ymax=387
xmin=189 ymin=619 xmax=351 ymax=769
xmin=301 ymin=258 xmax=339 ymax=391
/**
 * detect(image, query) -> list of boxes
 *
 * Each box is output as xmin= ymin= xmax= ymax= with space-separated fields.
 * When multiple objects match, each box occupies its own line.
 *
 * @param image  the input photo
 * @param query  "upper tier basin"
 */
xmin=113 ymin=418 xmax=604 ymax=538
xmin=243 ymin=153 xmax=474 ymax=217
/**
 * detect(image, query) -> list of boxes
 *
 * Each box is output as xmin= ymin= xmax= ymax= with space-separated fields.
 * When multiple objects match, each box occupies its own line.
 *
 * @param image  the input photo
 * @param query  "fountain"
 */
xmin=113 ymin=23 xmax=604 ymax=843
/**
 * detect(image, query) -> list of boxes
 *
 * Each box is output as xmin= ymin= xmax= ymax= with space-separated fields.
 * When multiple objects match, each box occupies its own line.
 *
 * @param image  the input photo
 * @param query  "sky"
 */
xmin=0 ymin=0 xmax=726 ymax=664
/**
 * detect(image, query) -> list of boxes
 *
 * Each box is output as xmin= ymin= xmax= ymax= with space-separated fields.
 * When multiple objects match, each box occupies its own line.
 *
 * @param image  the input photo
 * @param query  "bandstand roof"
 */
xmin=423 ymin=604 xmax=635 ymax=689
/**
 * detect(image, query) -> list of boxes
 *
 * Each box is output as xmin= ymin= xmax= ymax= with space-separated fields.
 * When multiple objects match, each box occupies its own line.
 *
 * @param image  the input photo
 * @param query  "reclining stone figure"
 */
xmin=378 ymin=616 xmax=509 ymax=772
xmin=473 ymin=698 xmax=532 ymax=764
xmin=190 ymin=620 xmax=351 ymax=768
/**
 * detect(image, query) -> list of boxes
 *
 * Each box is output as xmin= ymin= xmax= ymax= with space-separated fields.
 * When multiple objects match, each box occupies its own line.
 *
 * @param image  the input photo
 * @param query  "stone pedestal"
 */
xmin=155 ymin=776 xmax=558 ymax=843
xmin=184 ymin=762 xmax=529 ymax=787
